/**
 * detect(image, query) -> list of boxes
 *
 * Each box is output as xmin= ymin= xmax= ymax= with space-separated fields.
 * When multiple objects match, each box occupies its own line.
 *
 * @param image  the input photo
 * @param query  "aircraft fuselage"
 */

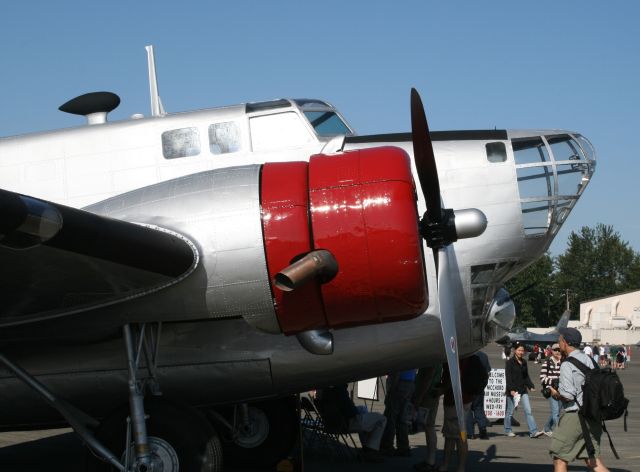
xmin=0 ymin=97 xmax=595 ymax=429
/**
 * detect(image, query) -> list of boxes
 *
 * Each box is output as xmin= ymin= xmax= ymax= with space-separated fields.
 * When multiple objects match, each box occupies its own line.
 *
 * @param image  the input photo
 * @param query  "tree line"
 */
xmin=505 ymin=224 xmax=640 ymax=327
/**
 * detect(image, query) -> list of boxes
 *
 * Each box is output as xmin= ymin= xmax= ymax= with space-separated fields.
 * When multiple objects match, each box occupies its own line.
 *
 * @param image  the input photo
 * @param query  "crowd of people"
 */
xmin=529 ymin=341 xmax=629 ymax=369
xmin=315 ymin=353 xmax=491 ymax=471
xmin=313 ymin=328 xmax=624 ymax=471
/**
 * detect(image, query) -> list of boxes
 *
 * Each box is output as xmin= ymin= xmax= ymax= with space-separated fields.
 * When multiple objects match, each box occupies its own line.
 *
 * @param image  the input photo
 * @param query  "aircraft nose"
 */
xmin=513 ymin=131 xmax=595 ymax=240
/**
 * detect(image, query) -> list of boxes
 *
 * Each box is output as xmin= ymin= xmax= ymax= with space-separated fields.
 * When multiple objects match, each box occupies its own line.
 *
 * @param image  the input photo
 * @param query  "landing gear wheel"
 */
xmin=233 ymin=406 xmax=270 ymax=448
xmin=87 ymin=398 xmax=223 ymax=472
xmin=123 ymin=436 xmax=179 ymax=471
xmin=219 ymin=397 xmax=298 ymax=468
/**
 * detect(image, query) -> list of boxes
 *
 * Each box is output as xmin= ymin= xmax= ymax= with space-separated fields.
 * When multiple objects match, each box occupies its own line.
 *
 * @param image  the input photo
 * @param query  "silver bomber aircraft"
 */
xmin=0 ymin=47 xmax=595 ymax=471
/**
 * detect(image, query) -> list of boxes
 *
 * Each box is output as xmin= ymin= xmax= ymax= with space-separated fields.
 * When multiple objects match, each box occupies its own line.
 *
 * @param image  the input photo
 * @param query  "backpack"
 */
xmin=461 ymin=355 xmax=490 ymax=396
xmin=565 ymin=356 xmax=628 ymax=422
xmin=565 ymin=356 xmax=629 ymax=459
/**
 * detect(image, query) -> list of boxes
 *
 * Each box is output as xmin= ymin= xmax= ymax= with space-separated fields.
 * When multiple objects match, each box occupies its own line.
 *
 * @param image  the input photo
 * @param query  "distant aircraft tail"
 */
xmin=548 ymin=309 xmax=571 ymax=333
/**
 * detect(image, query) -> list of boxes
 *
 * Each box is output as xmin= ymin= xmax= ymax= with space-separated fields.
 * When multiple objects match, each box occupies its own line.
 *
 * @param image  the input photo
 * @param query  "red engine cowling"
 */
xmin=261 ymin=146 xmax=428 ymax=335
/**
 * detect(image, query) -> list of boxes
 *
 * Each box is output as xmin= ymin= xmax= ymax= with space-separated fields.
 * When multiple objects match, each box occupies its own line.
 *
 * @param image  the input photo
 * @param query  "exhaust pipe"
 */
xmin=274 ymin=250 xmax=338 ymax=292
xmin=295 ymin=329 xmax=334 ymax=355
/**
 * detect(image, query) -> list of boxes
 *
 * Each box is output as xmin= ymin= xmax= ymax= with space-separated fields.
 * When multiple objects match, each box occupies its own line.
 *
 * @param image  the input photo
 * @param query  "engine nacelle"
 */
xmin=261 ymin=147 xmax=427 ymax=334
xmin=76 ymin=147 xmax=428 ymax=337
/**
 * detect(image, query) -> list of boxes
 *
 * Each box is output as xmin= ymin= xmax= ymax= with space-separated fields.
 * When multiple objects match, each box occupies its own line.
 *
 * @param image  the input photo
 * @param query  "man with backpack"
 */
xmin=548 ymin=328 xmax=609 ymax=471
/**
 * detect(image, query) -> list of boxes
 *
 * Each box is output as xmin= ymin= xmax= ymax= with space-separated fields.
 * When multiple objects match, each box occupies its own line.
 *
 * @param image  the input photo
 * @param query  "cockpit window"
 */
xmin=250 ymin=112 xmax=314 ymax=151
xmin=294 ymin=99 xmax=331 ymax=107
xmin=303 ymin=111 xmax=351 ymax=137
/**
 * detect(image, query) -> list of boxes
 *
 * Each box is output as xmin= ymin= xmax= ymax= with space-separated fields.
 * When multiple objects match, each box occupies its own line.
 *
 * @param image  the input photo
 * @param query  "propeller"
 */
xmin=410 ymin=88 xmax=487 ymax=442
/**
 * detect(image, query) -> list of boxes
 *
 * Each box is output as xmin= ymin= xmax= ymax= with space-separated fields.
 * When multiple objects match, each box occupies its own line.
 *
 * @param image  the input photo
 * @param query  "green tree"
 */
xmin=506 ymin=253 xmax=556 ymax=328
xmin=555 ymin=224 xmax=640 ymax=318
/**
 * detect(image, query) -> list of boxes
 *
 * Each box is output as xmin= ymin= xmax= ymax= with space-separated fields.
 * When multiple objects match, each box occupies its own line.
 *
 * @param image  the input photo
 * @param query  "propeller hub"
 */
xmin=420 ymin=208 xmax=457 ymax=248
xmin=452 ymin=208 xmax=488 ymax=240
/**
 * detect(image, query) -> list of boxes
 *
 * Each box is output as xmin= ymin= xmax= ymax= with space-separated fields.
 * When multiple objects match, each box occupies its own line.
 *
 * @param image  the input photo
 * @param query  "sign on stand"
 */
xmin=484 ymin=368 xmax=506 ymax=419
xmin=357 ymin=377 xmax=379 ymax=401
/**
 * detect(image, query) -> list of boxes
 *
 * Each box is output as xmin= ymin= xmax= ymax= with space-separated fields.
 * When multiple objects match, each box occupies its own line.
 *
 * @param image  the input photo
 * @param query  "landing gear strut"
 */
xmin=0 ymin=323 xmax=223 ymax=472
xmin=89 ymin=323 xmax=222 ymax=472
xmin=89 ymin=398 xmax=222 ymax=472
xmin=123 ymin=323 xmax=154 ymax=471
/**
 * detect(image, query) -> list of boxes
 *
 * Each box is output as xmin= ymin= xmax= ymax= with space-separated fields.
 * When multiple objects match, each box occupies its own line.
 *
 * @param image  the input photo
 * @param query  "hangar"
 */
xmin=576 ymin=289 xmax=640 ymax=344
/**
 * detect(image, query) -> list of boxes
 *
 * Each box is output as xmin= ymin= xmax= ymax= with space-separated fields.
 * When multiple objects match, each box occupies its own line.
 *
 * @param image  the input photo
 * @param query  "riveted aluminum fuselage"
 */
xmin=0 ymin=100 xmax=594 ymax=428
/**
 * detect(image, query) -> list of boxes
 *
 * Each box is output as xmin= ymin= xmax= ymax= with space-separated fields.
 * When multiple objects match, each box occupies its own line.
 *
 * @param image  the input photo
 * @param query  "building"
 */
xmin=575 ymin=289 xmax=640 ymax=344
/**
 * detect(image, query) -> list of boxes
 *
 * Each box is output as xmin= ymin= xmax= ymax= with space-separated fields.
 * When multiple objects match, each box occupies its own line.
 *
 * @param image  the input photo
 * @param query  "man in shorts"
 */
xmin=411 ymin=365 xmax=443 ymax=471
xmin=439 ymin=359 xmax=474 ymax=472
xmin=548 ymin=328 xmax=609 ymax=472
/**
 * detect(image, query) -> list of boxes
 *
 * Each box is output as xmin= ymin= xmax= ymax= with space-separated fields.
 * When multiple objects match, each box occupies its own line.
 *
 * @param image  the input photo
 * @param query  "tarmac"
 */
xmin=0 ymin=345 xmax=635 ymax=472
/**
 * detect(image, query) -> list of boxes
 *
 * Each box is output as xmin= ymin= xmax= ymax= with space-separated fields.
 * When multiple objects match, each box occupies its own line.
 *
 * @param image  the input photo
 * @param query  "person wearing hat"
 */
xmin=540 ymin=343 xmax=562 ymax=436
xmin=548 ymin=328 xmax=609 ymax=472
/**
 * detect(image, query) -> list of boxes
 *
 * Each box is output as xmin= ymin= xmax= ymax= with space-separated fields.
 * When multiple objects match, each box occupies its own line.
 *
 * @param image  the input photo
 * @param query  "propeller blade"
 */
xmin=410 ymin=88 xmax=441 ymax=223
xmin=437 ymin=245 xmax=467 ymax=441
xmin=410 ymin=88 xmax=470 ymax=441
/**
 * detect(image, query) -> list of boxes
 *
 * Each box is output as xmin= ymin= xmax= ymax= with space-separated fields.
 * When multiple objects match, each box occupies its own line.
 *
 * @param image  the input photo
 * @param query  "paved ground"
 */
xmin=0 ymin=345 xmax=635 ymax=471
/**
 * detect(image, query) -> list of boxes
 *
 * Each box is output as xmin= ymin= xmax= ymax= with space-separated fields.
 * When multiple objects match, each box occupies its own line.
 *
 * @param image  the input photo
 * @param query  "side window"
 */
xmin=250 ymin=112 xmax=314 ymax=152
xmin=208 ymin=122 xmax=241 ymax=155
xmin=162 ymin=127 xmax=201 ymax=159
xmin=486 ymin=142 xmax=507 ymax=162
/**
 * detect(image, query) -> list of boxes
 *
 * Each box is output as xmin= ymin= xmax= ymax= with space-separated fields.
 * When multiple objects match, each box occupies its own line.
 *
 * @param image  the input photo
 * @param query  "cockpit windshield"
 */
xmin=303 ymin=111 xmax=351 ymax=137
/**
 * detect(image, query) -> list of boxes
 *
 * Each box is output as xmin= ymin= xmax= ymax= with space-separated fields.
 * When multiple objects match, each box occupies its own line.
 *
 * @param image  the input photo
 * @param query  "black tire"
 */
xmin=87 ymin=397 xmax=222 ymax=472
xmin=217 ymin=397 xmax=298 ymax=468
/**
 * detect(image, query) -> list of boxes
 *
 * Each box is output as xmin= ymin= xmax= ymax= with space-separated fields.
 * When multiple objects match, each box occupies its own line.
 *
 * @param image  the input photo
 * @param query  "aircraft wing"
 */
xmin=0 ymin=188 xmax=198 ymax=327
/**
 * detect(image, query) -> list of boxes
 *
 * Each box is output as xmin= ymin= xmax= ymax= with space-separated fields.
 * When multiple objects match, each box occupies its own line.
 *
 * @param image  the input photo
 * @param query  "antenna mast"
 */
xmin=145 ymin=45 xmax=166 ymax=117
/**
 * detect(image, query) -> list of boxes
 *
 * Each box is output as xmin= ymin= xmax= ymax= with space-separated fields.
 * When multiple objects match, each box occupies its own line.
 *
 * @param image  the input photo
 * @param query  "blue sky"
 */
xmin=1 ymin=1 xmax=638 ymax=256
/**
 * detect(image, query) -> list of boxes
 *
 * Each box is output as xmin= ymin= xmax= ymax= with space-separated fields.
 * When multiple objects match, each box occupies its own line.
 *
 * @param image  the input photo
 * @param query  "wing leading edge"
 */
xmin=0 ymin=189 xmax=198 ymax=327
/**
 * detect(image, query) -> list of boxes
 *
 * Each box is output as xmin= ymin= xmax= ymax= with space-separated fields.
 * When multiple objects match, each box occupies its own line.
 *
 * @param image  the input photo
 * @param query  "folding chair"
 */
xmin=300 ymin=395 xmax=326 ymax=453
xmin=311 ymin=395 xmax=361 ymax=461
xmin=300 ymin=394 xmax=360 ymax=462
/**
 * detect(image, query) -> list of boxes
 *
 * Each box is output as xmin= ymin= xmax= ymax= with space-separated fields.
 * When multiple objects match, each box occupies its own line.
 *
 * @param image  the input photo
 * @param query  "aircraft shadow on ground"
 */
xmin=0 ymin=433 xmax=85 ymax=472
xmin=443 ymin=444 xmax=629 ymax=472
xmin=0 ymin=431 xmax=633 ymax=472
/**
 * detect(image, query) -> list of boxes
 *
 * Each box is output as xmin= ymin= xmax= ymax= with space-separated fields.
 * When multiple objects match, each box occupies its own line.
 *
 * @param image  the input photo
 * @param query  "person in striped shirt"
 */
xmin=540 ymin=343 xmax=563 ymax=436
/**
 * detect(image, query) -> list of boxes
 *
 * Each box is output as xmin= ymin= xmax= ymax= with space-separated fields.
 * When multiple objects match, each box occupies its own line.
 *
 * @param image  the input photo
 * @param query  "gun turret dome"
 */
xmin=59 ymin=91 xmax=120 ymax=125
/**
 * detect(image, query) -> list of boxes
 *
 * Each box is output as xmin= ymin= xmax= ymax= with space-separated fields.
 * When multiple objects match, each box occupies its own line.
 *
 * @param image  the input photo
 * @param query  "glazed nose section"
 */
xmin=513 ymin=132 xmax=596 ymax=239
xmin=260 ymin=147 xmax=428 ymax=336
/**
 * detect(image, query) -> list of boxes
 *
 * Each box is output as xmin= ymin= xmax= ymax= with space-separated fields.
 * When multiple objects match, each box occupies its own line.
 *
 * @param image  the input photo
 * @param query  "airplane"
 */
xmin=0 ymin=46 xmax=596 ymax=471
xmin=496 ymin=309 xmax=571 ymax=347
